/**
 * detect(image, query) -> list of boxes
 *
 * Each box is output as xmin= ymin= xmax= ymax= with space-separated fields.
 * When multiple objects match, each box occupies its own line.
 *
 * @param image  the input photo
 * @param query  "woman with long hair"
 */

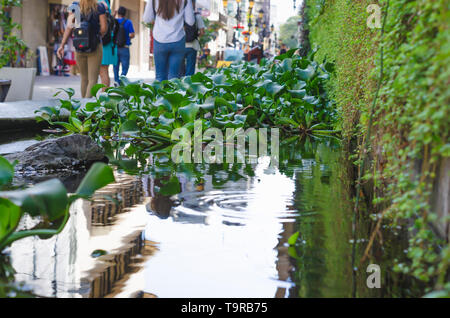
xmin=143 ymin=0 xmax=195 ymax=82
xmin=57 ymin=0 xmax=107 ymax=98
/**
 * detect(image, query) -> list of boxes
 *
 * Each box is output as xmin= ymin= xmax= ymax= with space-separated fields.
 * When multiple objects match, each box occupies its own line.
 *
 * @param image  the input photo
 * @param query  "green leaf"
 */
xmin=0 ymin=179 xmax=68 ymax=221
xmin=74 ymin=163 xmax=115 ymax=198
xmin=211 ymin=74 xmax=226 ymax=85
xmin=198 ymin=97 xmax=216 ymax=111
xmin=124 ymin=84 xmax=142 ymax=97
xmin=57 ymin=87 xmax=75 ymax=99
xmin=120 ymin=119 xmax=140 ymax=135
xmin=0 ymin=156 xmax=15 ymax=187
xmin=91 ymin=83 xmax=106 ymax=97
xmin=277 ymin=117 xmax=299 ymax=127
xmin=179 ymin=103 xmax=200 ymax=123
xmin=233 ymin=115 xmax=247 ymax=125
xmin=85 ymin=102 xmax=100 ymax=111
xmin=158 ymin=114 xmax=175 ymax=127
xmin=288 ymin=89 xmax=306 ymax=99
xmin=0 ymin=198 xmax=21 ymax=247
xmin=69 ymin=116 xmax=83 ymax=132
xmin=191 ymin=72 xmax=212 ymax=84
xmin=158 ymin=175 xmax=182 ymax=196
xmin=162 ymin=92 xmax=186 ymax=109
xmin=280 ymin=58 xmax=293 ymax=72
xmin=288 ymin=231 xmax=300 ymax=245
xmin=215 ymin=97 xmax=232 ymax=108
xmin=188 ymin=82 xmax=210 ymax=95
xmin=109 ymin=159 xmax=139 ymax=173
xmin=265 ymin=82 xmax=284 ymax=97
xmin=53 ymin=121 xmax=77 ymax=133
xmin=91 ymin=249 xmax=108 ymax=258
xmin=296 ymin=67 xmax=315 ymax=81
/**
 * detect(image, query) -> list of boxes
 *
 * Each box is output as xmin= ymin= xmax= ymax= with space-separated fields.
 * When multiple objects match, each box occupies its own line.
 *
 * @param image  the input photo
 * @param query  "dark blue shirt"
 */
xmin=116 ymin=18 xmax=135 ymax=46
xmin=74 ymin=2 xmax=106 ymax=36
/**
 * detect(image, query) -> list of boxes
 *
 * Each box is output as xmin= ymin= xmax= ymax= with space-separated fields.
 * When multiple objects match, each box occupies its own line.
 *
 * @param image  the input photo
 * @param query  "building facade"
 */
xmin=11 ymin=0 xmax=150 ymax=73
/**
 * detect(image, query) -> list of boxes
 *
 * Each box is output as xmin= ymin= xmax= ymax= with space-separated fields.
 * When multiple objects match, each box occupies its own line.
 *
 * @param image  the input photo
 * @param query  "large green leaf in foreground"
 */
xmin=0 ymin=179 xmax=68 ymax=221
xmin=0 ymin=156 xmax=15 ymax=187
xmin=75 ymin=162 xmax=116 ymax=198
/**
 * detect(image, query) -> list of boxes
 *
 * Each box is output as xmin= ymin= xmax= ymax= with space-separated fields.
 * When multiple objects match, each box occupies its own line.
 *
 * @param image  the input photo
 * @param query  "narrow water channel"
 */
xmin=2 ymin=138 xmax=422 ymax=297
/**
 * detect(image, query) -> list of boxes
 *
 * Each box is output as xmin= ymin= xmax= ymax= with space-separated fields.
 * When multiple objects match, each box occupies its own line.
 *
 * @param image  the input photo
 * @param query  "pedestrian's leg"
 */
xmin=75 ymin=52 xmax=88 ymax=98
xmin=167 ymin=38 xmax=186 ymax=80
xmin=179 ymin=48 xmax=187 ymax=77
xmin=121 ymin=47 xmax=130 ymax=77
xmin=86 ymin=44 xmax=103 ymax=98
xmin=114 ymin=48 xmax=122 ymax=84
xmin=185 ymin=48 xmax=198 ymax=76
xmin=99 ymin=65 xmax=110 ymax=89
xmin=153 ymin=40 xmax=169 ymax=82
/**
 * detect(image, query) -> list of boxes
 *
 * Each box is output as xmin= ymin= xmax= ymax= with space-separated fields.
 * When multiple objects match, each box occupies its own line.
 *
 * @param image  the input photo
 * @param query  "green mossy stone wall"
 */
xmin=305 ymin=0 xmax=449 ymax=290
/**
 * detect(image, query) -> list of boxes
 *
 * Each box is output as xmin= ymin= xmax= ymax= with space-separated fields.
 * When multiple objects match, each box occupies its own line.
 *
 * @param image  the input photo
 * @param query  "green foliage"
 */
xmin=0 ymin=158 xmax=115 ymax=251
xmin=0 ymin=156 xmax=15 ymax=186
xmin=306 ymin=0 xmax=449 ymax=292
xmin=288 ymin=231 xmax=300 ymax=246
xmin=199 ymin=18 xmax=221 ymax=49
xmin=74 ymin=162 xmax=115 ymax=200
xmin=0 ymin=0 xmax=28 ymax=68
xmin=36 ymin=54 xmax=338 ymax=162
xmin=279 ymin=15 xmax=302 ymax=49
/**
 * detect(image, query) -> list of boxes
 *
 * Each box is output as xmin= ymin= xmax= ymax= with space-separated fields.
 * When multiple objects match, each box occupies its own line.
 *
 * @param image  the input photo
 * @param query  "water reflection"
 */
xmin=141 ymin=143 xmax=334 ymax=298
xmin=6 ymin=174 xmax=149 ymax=298
xmin=140 ymin=139 xmax=420 ymax=298
xmin=3 ymin=139 xmax=422 ymax=297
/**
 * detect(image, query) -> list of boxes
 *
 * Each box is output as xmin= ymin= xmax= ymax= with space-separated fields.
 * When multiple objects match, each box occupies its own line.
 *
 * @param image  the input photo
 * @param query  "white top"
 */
xmin=186 ymin=13 xmax=205 ymax=51
xmin=143 ymin=0 xmax=195 ymax=43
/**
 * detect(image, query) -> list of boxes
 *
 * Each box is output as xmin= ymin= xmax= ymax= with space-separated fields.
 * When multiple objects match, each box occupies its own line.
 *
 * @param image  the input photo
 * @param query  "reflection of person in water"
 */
xmin=145 ymin=174 xmax=208 ymax=224
xmin=145 ymin=177 xmax=177 ymax=219
xmin=146 ymin=195 xmax=174 ymax=219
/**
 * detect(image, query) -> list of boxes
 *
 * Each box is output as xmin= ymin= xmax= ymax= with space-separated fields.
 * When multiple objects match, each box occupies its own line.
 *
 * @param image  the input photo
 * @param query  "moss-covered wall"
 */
xmin=304 ymin=0 xmax=449 ymax=292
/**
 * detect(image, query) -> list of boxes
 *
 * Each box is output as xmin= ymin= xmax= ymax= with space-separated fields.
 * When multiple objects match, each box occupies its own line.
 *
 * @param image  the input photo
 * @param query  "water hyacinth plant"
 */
xmin=35 ymin=50 xmax=338 ymax=163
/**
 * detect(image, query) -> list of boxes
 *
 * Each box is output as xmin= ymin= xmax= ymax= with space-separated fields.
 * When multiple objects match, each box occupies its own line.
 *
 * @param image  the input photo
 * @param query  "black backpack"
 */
xmin=115 ymin=18 xmax=128 ymax=48
xmin=102 ymin=10 xmax=118 ymax=46
xmin=73 ymin=11 xmax=99 ymax=53
xmin=185 ymin=12 xmax=199 ymax=42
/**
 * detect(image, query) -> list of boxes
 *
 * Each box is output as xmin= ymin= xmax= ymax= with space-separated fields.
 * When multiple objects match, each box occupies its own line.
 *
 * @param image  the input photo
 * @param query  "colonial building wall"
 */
xmin=11 ymin=0 xmax=48 ymax=67
xmin=12 ymin=0 xmax=149 ymax=71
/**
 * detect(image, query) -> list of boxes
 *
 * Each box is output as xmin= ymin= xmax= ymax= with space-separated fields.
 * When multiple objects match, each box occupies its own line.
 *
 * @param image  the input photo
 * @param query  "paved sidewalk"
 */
xmin=0 ymin=69 xmax=155 ymax=131
xmin=33 ymin=69 xmax=155 ymax=101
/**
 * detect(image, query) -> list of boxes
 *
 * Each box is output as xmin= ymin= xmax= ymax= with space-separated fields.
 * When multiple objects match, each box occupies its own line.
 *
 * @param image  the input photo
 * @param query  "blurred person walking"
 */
xmin=143 ymin=0 xmax=195 ymax=82
xmin=114 ymin=6 xmax=135 ymax=85
xmin=98 ymin=0 xmax=118 ymax=88
xmin=58 ymin=0 xmax=107 ymax=98
xmin=180 ymin=0 xmax=205 ymax=77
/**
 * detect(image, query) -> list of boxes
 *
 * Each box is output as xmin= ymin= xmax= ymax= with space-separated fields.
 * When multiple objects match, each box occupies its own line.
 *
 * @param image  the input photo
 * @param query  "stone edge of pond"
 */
xmin=0 ymin=98 xmax=93 ymax=133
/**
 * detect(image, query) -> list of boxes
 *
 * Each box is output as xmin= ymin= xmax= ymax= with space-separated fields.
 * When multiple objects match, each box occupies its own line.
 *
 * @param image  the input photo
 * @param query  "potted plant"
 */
xmin=0 ymin=0 xmax=36 ymax=102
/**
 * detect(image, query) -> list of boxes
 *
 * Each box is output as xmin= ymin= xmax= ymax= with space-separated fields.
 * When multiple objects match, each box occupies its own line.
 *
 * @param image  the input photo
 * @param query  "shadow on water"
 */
xmin=1 ymin=138 xmax=425 ymax=297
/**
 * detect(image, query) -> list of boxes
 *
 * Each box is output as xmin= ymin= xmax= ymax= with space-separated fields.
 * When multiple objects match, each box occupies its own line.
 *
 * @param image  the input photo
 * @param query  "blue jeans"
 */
xmin=154 ymin=37 xmax=186 ymax=82
xmin=181 ymin=48 xmax=198 ymax=77
xmin=114 ymin=47 xmax=130 ymax=84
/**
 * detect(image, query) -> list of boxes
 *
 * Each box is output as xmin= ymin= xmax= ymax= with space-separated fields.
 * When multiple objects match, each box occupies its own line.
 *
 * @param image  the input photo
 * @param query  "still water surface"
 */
xmin=3 ymin=140 xmax=420 ymax=297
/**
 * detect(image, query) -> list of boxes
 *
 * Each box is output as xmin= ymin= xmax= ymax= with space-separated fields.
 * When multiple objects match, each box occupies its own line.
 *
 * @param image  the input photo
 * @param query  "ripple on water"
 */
xmin=172 ymin=190 xmax=300 ymax=226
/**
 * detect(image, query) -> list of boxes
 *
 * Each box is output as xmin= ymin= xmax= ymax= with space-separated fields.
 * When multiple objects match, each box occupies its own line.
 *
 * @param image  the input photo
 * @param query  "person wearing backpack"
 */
xmin=57 ymin=0 xmax=107 ymax=98
xmin=180 ymin=0 xmax=205 ymax=77
xmin=113 ymin=6 xmax=135 ymax=86
xmin=98 ymin=0 xmax=118 ymax=89
xmin=143 ymin=0 xmax=195 ymax=82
